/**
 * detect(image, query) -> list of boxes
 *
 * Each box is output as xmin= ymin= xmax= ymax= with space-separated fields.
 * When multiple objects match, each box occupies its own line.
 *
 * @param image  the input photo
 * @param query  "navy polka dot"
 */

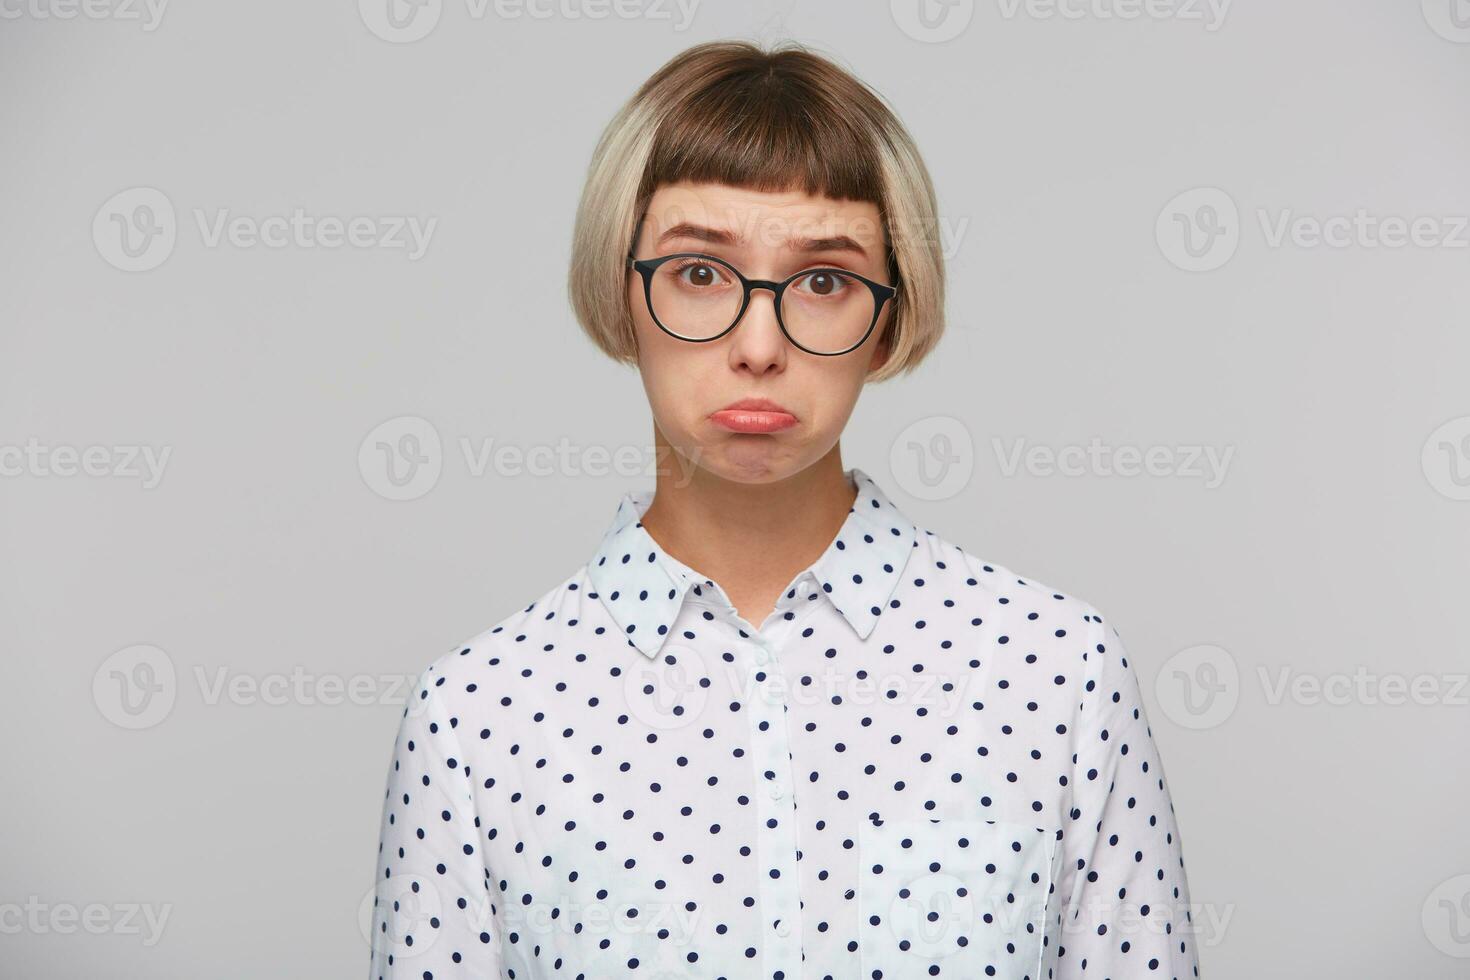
xmin=368 ymin=467 xmax=1197 ymax=979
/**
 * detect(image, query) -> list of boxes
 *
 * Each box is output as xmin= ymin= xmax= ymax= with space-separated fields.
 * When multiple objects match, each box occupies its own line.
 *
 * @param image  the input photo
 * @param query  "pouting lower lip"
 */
xmin=709 ymin=409 xmax=798 ymax=432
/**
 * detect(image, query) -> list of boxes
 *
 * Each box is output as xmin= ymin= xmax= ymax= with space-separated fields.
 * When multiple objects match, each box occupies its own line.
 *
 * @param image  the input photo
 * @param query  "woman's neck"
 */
xmin=638 ymin=448 xmax=857 ymax=630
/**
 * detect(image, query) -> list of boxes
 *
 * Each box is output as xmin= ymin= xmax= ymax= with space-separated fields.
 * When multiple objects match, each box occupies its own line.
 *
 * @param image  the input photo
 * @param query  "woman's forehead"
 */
xmin=641 ymin=182 xmax=885 ymax=251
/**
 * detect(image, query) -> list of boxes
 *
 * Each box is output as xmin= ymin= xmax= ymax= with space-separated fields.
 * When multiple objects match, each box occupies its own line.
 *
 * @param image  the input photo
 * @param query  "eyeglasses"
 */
xmin=626 ymin=251 xmax=897 ymax=357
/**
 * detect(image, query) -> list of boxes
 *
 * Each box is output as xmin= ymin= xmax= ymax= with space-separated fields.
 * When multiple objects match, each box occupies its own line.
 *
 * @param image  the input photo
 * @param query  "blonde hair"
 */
xmin=567 ymin=40 xmax=946 ymax=381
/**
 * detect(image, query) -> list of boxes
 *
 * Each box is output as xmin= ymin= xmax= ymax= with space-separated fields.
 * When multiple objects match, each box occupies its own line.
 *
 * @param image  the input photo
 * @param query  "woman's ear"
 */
xmin=865 ymin=322 xmax=894 ymax=376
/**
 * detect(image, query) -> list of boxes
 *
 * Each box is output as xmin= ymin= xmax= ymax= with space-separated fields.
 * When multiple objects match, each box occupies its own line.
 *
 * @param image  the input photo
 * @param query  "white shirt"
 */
xmin=368 ymin=466 xmax=1199 ymax=980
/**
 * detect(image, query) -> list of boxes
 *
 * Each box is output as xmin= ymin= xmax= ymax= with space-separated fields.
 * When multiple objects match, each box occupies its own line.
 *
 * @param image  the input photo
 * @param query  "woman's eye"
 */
xmin=797 ymin=271 xmax=852 ymax=297
xmin=676 ymin=263 xmax=725 ymax=286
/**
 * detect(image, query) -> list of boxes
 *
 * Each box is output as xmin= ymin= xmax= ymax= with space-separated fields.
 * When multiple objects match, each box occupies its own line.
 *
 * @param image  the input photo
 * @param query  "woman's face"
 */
xmin=629 ymin=180 xmax=893 ymax=485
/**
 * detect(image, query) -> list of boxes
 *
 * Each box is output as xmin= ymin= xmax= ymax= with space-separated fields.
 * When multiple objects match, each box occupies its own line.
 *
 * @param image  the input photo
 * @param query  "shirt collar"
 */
xmin=585 ymin=466 xmax=919 ymax=659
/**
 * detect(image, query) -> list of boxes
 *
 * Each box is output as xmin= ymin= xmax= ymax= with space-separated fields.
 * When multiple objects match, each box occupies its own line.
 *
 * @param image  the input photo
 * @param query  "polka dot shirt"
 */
xmin=368 ymin=466 xmax=1199 ymax=979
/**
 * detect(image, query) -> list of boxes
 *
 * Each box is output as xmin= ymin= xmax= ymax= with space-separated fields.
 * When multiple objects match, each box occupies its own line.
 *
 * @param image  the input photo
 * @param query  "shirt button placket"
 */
xmin=745 ymin=628 xmax=803 ymax=978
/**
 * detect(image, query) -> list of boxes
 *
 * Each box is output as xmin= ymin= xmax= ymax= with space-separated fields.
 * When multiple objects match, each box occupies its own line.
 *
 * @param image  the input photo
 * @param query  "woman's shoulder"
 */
xmin=911 ymin=524 xmax=1108 ymax=623
xmin=407 ymin=563 xmax=597 ymax=697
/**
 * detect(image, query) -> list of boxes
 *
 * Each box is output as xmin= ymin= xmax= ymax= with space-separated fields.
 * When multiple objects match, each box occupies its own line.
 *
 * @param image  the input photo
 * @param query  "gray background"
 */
xmin=3 ymin=0 xmax=1468 ymax=976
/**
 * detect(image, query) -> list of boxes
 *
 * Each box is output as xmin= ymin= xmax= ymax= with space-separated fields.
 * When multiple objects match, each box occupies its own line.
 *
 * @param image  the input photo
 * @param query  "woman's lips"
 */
xmin=710 ymin=399 xmax=798 ymax=433
xmin=710 ymin=409 xmax=798 ymax=433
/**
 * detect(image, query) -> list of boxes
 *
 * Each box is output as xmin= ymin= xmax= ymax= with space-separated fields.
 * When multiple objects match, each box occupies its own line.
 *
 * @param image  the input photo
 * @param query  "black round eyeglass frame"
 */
xmin=626 ymin=251 xmax=898 ymax=357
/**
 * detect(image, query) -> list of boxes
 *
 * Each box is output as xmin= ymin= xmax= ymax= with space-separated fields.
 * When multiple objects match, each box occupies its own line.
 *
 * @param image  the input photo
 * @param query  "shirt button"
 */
xmin=769 ymin=784 xmax=784 ymax=800
xmin=775 ymin=920 xmax=792 ymax=938
xmin=755 ymin=648 xmax=771 ymax=665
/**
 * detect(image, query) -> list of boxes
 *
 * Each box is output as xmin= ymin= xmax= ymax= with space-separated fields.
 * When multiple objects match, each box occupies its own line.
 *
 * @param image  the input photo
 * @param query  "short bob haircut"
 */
xmin=568 ymin=40 xmax=945 ymax=382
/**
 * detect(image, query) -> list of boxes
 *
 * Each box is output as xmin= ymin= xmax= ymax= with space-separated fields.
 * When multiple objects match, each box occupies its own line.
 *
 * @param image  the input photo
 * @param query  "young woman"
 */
xmin=368 ymin=40 xmax=1198 ymax=980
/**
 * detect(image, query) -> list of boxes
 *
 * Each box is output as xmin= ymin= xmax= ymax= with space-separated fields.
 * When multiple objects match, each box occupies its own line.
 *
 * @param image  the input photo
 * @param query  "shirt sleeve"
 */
xmin=368 ymin=665 xmax=502 ymax=979
xmin=1056 ymin=608 xmax=1201 ymax=978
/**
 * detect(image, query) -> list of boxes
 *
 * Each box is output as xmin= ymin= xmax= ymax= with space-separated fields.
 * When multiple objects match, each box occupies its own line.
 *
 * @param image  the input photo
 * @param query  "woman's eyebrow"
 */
xmin=655 ymin=222 xmax=870 ymax=257
xmin=786 ymin=233 xmax=869 ymax=257
xmin=655 ymin=222 xmax=740 ymax=248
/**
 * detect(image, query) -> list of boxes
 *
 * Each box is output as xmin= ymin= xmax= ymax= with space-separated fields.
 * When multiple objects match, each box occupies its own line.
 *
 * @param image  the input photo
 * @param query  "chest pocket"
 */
xmin=501 ymin=837 xmax=698 ymax=980
xmin=858 ymin=815 xmax=1063 ymax=980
